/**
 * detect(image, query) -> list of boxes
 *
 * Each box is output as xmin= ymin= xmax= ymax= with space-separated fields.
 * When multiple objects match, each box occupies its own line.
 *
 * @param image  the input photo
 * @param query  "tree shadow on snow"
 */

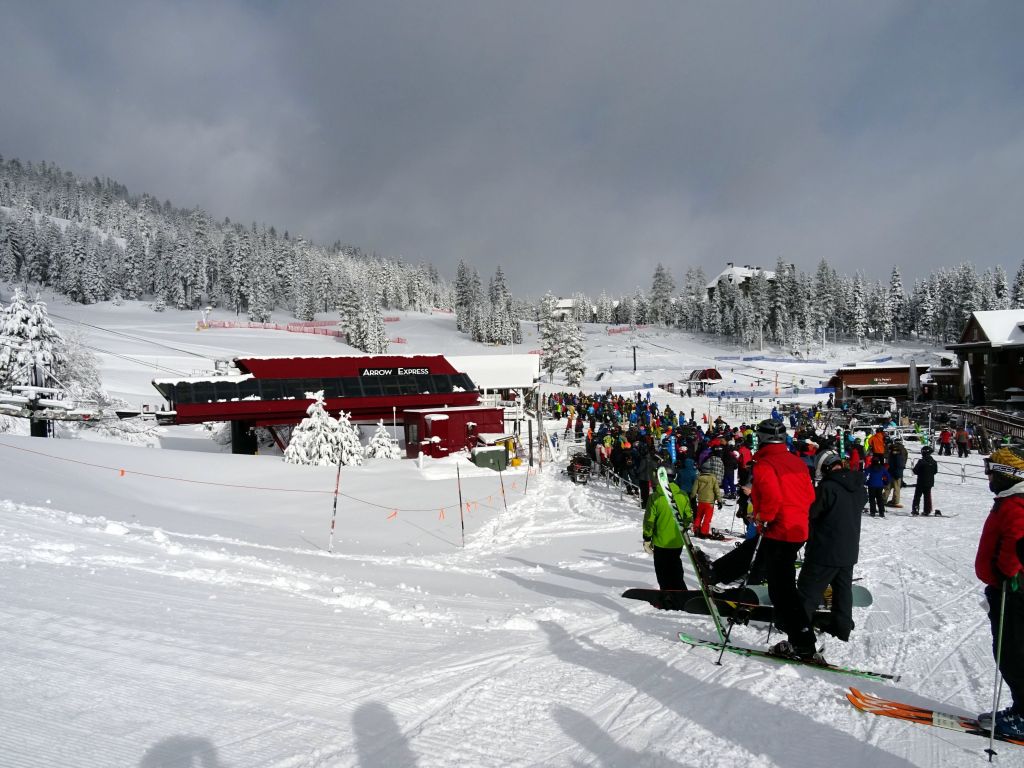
xmin=139 ymin=736 xmax=226 ymax=768
xmin=353 ymin=700 xmax=419 ymax=768
xmin=539 ymin=622 xmax=917 ymax=768
xmin=551 ymin=705 xmax=696 ymax=768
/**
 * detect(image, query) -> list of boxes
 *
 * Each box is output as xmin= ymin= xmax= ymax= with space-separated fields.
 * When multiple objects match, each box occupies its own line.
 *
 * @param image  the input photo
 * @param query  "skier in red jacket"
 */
xmin=751 ymin=419 xmax=818 ymax=660
xmin=976 ymin=447 xmax=1024 ymax=738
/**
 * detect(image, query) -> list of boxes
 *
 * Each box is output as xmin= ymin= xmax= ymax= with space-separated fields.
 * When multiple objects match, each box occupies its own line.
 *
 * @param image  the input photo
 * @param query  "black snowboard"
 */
xmin=621 ymin=586 xmax=759 ymax=611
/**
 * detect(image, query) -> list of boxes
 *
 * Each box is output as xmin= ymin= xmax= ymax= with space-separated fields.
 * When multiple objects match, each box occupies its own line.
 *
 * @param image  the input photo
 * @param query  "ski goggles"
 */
xmin=984 ymin=458 xmax=1024 ymax=480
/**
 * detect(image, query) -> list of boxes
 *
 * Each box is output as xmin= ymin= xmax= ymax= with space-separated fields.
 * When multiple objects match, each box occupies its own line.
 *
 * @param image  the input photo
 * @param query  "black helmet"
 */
xmin=756 ymin=418 xmax=787 ymax=445
xmin=921 ymin=445 xmax=934 ymax=455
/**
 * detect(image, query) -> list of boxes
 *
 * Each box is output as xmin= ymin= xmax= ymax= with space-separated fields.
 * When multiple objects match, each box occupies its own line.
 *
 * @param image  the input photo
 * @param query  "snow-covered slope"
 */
xmin=0 ymin=300 xmax=1002 ymax=767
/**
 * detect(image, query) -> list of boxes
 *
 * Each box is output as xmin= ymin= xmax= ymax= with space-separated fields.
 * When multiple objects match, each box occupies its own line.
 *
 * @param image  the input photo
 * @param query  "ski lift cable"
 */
xmin=635 ymin=337 xmax=824 ymax=385
xmin=79 ymin=343 xmax=192 ymax=377
xmin=47 ymin=311 xmax=212 ymax=360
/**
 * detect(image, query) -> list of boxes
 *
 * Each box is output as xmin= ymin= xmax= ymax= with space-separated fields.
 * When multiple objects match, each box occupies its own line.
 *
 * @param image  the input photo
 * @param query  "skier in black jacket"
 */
xmin=911 ymin=445 xmax=939 ymax=516
xmin=792 ymin=450 xmax=866 ymax=643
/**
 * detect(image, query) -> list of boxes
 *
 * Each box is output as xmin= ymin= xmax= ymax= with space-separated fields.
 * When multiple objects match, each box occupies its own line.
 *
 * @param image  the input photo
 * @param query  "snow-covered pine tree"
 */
xmin=335 ymin=408 xmax=364 ymax=466
xmin=571 ymin=293 xmax=591 ymax=324
xmin=284 ymin=391 xmax=343 ymax=466
xmin=561 ymin=322 xmax=586 ymax=386
xmin=648 ymin=264 xmax=676 ymax=325
xmin=632 ymin=288 xmax=649 ymax=325
xmin=993 ymin=265 xmax=1011 ymax=310
xmin=1012 ymin=260 xmax=1024 ymax=309
xmin=595 ymin=292 xmax=613 ymax=324
xmin=364 ymin=419 xmax=401 ymax=459
xmin=539 ymin=293 xmax=561 ymax=382
xmin=850 ymin=273 xmax=867 ymax=344
xmin=888 ymin=266 xmax=905 ymax=340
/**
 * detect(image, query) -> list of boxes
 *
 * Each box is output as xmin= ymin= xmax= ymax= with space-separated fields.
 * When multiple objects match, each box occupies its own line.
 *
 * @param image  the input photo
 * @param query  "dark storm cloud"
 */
xmin=2 ymin=1 xmax=1023 ymax=294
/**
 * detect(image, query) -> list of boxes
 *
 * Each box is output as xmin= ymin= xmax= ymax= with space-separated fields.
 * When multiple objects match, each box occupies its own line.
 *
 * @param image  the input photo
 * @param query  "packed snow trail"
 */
xmin=0 ymin=430 xmax=1006 ymax=766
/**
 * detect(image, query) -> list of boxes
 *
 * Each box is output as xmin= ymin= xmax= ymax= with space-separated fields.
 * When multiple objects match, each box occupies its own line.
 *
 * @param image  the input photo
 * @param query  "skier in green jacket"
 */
xmin=642 ymin=469 xmax=694 ymax=590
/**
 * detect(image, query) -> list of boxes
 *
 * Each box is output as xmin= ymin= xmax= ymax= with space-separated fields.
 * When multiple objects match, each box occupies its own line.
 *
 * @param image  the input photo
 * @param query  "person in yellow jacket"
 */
xmin=692 ymin=464 xmax=725 ymax=538
xmin=642 ymin=468 xmax=694 ymax=590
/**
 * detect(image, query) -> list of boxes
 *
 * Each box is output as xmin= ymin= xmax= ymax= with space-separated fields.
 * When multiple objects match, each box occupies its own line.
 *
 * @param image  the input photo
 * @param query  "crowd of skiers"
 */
xmin=626 ymin=408 xmax=950 ymax=662
xmin=630 ymin=408 xmax=1024 ymax=738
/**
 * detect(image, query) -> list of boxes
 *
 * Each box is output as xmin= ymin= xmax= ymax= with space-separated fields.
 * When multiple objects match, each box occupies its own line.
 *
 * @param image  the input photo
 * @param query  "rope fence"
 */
xmin=0 ymin=439 xmax=538 ymax=518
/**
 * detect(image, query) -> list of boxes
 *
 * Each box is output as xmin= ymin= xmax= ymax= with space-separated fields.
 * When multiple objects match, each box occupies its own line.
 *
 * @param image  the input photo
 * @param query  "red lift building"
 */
xmin=152 ymin=354 xmax=503 ymax=455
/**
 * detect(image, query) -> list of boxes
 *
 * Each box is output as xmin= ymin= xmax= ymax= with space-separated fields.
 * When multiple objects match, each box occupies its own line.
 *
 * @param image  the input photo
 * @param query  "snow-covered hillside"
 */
xmin=0 ymin=301 xmax=1006 ymax=767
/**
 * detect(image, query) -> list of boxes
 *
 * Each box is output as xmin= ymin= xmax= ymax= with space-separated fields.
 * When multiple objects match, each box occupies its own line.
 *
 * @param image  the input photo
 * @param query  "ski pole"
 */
xmin=456 ymin=463 xmax=465 ymax=548
xmin=986 ymin=580 xmax=1009 ymax=762
xmin=499 ymin=468 xmax=509 ymax=514
xmin=715 ymin=530 xmax=765 ymax=666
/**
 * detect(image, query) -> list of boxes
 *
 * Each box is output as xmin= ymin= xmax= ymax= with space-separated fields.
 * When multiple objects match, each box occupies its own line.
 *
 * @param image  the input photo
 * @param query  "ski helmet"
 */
xmin=756 ymin=418 xmax=787 ymax=445
xmin=921 ymin=445 xmax=934 ymax=456
xmin=986 ymin=447 xmax=1024 ymax=487
xmin=814 ymin=450 xmax=843 ymax=481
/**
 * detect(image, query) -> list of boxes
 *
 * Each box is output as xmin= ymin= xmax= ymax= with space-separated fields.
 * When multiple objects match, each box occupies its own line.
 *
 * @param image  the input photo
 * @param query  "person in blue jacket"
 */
xmin=864 ymin=455 xmax=891 ymax=517
xmin=675 ymin=455 xmax=698 ymax=496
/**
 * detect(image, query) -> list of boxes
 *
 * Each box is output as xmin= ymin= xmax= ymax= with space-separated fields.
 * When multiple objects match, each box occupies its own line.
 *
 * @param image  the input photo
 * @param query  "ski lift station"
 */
xmin=152 ymin=353 xmax=541 ymax=455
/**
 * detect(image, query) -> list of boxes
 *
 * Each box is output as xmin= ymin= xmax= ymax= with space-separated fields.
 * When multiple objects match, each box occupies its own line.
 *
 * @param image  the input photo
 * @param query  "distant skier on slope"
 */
xmin=976 ymin=446 xmax=1024 ymax=738
xmin=642 ymin=468 xmax=694 ymax=590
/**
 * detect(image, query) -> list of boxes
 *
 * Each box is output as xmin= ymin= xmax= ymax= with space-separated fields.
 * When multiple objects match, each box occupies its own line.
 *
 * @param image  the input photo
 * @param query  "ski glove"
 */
xmin=643 ymin=539 xmax=654 ymax=555
xmin=716 ymin=500 xmax=725 ymax=510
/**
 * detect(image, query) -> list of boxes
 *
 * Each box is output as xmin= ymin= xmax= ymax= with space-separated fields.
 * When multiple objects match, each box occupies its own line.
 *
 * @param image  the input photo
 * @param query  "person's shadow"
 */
xmin=353 ymin=700 xmax=419 ymax=767
xmin=139 ymin=736 xmax=225 ymax=767
xmin=539 ymin=621 xmax=917 ymax=768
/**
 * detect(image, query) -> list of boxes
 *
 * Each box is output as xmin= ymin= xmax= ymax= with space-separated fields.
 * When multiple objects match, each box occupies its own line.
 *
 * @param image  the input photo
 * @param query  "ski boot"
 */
xmin=692 ymin=547 xmax=714 ymax=585
xmin=768 ymin=640 xmax=825 ymax=664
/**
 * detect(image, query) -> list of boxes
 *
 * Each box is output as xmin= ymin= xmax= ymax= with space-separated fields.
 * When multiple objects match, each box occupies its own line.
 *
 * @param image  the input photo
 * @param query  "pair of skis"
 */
xmin=846 ymin=687 xmax=1024 ymax=748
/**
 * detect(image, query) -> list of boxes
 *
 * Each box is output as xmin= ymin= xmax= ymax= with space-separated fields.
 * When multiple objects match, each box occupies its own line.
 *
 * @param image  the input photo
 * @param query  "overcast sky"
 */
xmin=2 ymin=1 xmax=1022 ymax=295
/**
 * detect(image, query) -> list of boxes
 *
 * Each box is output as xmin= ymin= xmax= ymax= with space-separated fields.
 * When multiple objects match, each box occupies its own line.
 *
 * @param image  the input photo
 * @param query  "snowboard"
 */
xmin=745 ymin=583 xmax=873 ymax=608
xmin=621 ymin=586 xmax=758 ymax=611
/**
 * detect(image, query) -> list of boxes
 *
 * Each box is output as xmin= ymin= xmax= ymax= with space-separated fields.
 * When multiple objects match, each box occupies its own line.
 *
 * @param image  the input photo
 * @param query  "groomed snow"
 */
xmin=0 ymin=298 xmax=1006 ymax=767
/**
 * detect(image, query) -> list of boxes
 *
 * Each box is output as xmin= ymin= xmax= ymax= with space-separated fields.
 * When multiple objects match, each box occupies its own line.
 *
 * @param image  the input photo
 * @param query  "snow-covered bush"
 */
xmin=335 ymin=408 xmax=364 ymax=466
xmin=152 ymin=296 xmax=166 ymax=312
xmin=364 ymin=419 xmax=401 ymax=460
xmin=284 ymin=391 xmax=344 ymax=466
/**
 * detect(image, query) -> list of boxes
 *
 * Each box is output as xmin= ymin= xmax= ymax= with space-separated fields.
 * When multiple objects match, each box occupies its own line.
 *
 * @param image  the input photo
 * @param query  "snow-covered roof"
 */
xmin=966 ymin=310 xmax=1024 ymax=347
xmin=834 ymin=365 xmax=928 ymax=373
xmin=706 ymin=264 xmax=775 ymax=290
xmin=447 ymin=354 xmax=541 ymax=390
xmin=403 ymin=405 xmax=502 ymax=414
xmin=153 ymin=374 xmax=254 ymax=386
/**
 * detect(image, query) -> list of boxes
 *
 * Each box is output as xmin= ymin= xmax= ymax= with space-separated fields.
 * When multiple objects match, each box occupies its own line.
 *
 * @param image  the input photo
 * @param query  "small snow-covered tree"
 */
xmin=365 ymin=419 xmax=401 ymax=459
xmin=284 ymin=391 xmax=343 ymax=466
xmin=335 ymin=408 xmax=364 ymax=466
xmin=561 ymin=322 xmax=586 ymax=386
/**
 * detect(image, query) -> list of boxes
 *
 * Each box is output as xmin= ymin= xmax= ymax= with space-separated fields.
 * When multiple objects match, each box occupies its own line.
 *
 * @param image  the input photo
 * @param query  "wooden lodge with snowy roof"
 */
xmin=946 ymin=309 xmax=1024 ymax=406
